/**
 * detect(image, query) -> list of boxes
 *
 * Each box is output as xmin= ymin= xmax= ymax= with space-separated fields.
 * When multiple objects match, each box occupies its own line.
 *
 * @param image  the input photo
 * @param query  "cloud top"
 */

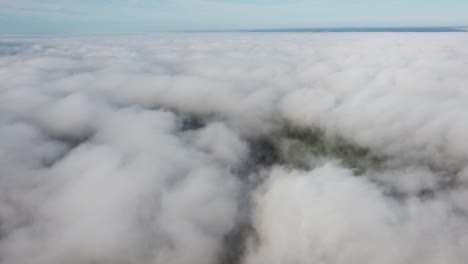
xmin=1 ymin=33 xmax=468 ymax=264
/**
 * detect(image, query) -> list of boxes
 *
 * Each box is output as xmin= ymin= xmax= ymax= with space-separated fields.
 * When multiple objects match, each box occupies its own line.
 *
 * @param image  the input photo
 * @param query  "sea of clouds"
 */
xmin=1 ymin=32 xmax=468 ymax=264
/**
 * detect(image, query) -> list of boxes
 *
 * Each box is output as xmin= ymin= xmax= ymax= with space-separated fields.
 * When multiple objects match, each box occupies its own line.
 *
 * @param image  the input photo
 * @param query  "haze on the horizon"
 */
xmin=1 ymin=0 xmax=468 ymax=34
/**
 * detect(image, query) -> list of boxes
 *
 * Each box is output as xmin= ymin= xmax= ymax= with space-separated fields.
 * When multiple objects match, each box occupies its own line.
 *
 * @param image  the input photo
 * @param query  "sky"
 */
xmin=0 ymin=0 xmax=468 ymax=34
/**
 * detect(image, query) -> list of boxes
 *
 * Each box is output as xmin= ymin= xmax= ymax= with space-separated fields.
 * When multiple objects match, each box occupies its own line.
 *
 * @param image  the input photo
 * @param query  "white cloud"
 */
xmin=246 ymin=164 xmax=468 ymax=264
xmin=1 ymin=33 xmax=468 ymax=263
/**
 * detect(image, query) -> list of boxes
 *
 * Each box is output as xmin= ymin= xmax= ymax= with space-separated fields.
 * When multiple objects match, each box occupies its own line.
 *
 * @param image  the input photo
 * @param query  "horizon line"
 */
xmin=1 ymin=25 xmax=467 ymax=37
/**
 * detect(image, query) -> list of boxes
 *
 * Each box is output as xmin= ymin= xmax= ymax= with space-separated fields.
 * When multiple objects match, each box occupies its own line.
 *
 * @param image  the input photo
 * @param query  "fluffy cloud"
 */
xmin=246 ymin=164 xmax=468 ymax=264
xmin=1 ymin=33 xmax=468 ymax=264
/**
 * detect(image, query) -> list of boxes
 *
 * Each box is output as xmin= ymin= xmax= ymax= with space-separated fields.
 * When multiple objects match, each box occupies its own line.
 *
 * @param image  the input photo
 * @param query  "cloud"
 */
xmin=1 ymin=33 xmax=468 ymax=264
xmin=245 ymin=163 xmax=468 ymax=264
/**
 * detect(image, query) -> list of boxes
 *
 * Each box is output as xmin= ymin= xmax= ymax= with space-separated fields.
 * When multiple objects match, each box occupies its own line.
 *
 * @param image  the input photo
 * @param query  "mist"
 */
xmin=1 ymin=33 xmax=468 ymax=264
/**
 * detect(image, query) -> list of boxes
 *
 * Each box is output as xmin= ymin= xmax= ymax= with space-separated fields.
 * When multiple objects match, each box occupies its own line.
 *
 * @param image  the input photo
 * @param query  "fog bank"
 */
xmin=1 ymin=33 xmax=468 ymax=264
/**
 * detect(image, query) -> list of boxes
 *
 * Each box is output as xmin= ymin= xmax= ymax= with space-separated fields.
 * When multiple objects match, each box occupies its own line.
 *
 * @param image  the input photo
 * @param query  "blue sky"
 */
xmin=1 ymin=0 xmax=468 ymax=34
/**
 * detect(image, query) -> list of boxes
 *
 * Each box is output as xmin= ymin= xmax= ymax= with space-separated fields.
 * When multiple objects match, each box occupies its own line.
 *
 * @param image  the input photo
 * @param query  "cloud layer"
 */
xmin=1 ymin=33 xmax=468 ymax=264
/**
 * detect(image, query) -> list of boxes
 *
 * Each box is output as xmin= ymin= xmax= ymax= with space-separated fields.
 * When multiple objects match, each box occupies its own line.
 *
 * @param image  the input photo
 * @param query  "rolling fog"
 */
xmin=1 ymin=33 xmax=468 ymax=264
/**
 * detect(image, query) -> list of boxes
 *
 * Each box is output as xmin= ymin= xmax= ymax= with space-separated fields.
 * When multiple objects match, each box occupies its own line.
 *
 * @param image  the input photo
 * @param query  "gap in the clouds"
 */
xmin=179 ymin=115 xmax=206 ymax=131
xmin=138 ymin=106 xmax=463 ymax=191
xmin=40 ymin=134 xmax=92 ymax=169
xmin=171 ymin=108 xmax=465 ymax=205
xmin=278 ymin=125 xmax=386 ymax=174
